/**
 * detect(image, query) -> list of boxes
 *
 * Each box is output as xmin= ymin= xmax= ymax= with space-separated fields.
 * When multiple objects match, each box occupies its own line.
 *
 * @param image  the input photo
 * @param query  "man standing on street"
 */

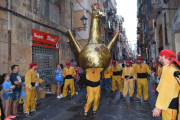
xmin=133 ymin=58 xmax=154 ymax=103
xmin=84 ymin=68 xmax=103 ymax=119
xmin=152 ymin=50 xmax=180 ymax=120
xmin=25 ymin=63 xmax=44 ymax=117
xmin=62 ymin=62 xmax=76 ymax=99
xmin=10 ymin=65 xmax=23 ymax=116
xmin=122 ymin=61 xmax=134 ymax=100
xmin=111 ymin=60 xmax=123 ymax=97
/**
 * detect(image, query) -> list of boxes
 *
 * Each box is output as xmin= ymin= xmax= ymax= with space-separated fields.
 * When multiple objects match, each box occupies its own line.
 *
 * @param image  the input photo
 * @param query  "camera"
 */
xmin=174 ymin=71 xmax=180 ymax=78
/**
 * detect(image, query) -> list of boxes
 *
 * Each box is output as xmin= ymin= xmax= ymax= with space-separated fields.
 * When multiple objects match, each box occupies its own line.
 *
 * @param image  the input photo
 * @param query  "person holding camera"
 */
xmin=152 ymin=50 xmax=180 ymax=120
xmin=55 ymin=64 xmax=64 ymax=99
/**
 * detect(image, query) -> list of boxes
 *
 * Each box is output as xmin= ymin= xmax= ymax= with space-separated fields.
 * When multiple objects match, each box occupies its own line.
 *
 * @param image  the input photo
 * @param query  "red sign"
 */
xmin=32 ymin=29 xmax=60 ymax=49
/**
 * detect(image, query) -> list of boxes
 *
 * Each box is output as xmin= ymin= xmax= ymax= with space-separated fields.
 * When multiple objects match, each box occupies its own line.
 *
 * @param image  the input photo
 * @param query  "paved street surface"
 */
xmin=14 ymin=79 xmax=161 ymax=120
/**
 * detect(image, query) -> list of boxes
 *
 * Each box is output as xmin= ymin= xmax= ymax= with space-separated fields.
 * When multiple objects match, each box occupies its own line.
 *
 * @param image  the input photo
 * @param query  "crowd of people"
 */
xmin=0 ymin=50 xmax=180 ymax=120
xmin=0 ymin=63 xmax=44 ymax=120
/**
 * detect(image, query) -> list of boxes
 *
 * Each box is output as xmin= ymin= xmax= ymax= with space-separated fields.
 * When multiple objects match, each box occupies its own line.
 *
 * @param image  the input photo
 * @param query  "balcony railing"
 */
xmin=151 ymin=0 xmax=162 ymax=5
xmin=103 ymin=0 xmax=108 ymax=8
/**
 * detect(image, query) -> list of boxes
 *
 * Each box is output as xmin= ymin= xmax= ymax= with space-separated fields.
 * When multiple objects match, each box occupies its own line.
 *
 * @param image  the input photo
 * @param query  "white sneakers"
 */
xmin=75 ymin=92 xmax=78 ymax=95
xmin=57 ymin=94 xmax=63 ymax=99
xmin=57 ymin=96 xmax=61 ymax=99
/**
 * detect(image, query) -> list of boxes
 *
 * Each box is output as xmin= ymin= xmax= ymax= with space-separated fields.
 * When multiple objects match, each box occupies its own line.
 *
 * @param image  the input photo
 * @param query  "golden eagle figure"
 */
xmin=67 ymin=3 xmax=119 ymax=70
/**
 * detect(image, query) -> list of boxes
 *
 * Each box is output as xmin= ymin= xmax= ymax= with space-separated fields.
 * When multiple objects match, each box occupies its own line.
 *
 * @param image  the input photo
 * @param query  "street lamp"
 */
xmin=81 ymin=15 xmax=87 ymax=27
xmin=74 ymin=15 xmax=88 ymax=31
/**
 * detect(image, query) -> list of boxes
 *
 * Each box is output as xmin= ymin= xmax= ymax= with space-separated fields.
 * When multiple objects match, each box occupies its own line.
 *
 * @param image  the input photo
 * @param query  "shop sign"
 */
xmin=32 ymin=29 xmax=60 ymax=49
xmin=172 ymin=7 xmax=180 ymax=34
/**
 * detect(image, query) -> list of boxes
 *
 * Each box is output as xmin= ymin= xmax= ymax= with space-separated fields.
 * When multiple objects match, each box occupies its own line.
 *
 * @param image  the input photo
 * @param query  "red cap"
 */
xmin=159 ymin=49 xmax=180 ymax=66
xmin=112 ymin=60 xmax=116 ymax=64
xmin=91 ymin=3 xmax=99 ymax=10
xmin=29 ymin=63 xmax=37 ymax=69
xmin=136 ymin=58 xmax=143 ymax=61
xmin=126 ymin=61 xmax=131 ymax=64
xmin=66 ymin=62 xmax=71 ymax=66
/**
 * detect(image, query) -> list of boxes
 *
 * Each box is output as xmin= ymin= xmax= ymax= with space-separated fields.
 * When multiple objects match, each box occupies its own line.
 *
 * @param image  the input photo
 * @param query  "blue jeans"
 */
xmin=104 ymin=78 xmax=112 ymax=90
xmin=3 ymin=93 xmax=12 ymax=100
xmin=13 ymin=91 xmax=21 ymax=102
xmin=56 ymin=80 xmax=64 ymax=85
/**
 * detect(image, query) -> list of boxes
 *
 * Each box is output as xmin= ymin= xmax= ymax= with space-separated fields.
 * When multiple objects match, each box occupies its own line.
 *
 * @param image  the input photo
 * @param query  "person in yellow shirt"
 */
xmin=133 ymin=58 xmax=154 ymax=103
xmin=84 ymin=68 xmax=103 ymax=119
xmin=122 ymin=61 xmax=134 ymax=100
xmin=152 ymin=49 xmax=180 ymax=120
xmin=111 ymin=60 xmax=123 ymax=97
xmin=103 ymin=66 xmax=112 ymax=91
xmin=62 ymin=62 xmax=76 ymax=99
xmin=25 ymin=63 xmax=44 ymax=117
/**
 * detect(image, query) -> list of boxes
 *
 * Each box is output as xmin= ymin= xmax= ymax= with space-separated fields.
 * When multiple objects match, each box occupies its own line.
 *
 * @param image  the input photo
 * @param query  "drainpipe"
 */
xmin=8 ymin=0 xmax=11 ymax=72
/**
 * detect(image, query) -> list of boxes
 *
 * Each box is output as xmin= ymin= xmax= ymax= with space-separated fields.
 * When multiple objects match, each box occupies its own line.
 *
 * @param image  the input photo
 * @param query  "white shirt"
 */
xmin=119 ymin=63 xmax=123 ymax=69
xmin=35 ymin=73 xmax=39 ymax=86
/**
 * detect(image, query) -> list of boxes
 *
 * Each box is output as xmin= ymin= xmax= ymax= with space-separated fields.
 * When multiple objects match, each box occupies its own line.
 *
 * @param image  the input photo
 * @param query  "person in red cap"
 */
xmin=83 ymin=67 xmax=103 ymax=119
xmin=111 ymin=60 xmax=123 ymax=97
xmin=122 ymin=61 xmax=135 ymax=100
xmin=62 ymin=62 xmax=76 ymax=99
xmin=152 ymin=49 xmax=180 ymax=120
xmin=25 ymin=63 xmax=44 ymax=117
xmin=133 ymin=57 xmax=154 ymax=103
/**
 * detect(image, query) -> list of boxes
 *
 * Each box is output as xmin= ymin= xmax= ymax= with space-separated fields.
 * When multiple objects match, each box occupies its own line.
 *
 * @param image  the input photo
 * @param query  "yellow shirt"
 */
xmin=122 ymin=67 xmax=133 ymax=79
xmin=104 ymin=66 xmax=111 ymax=78
xmin=112 ymin=65 xmax=122 ymax=76
xmin=133 ymin=63 xmax=151 ymax=79
xmin=156 ymin=64 xmax=180 ymax=111
xmin=157 ymin=65 xmax=162 ymax=78
xmin=25 ymin=69 xmax=42 ymax=88
xmin=63 ymin=67 xmax=76 ymax=78
xmin=112 ymin=65 xmax=121 ymax=72
xmin=86 ymin=68 xmax=103 ymax=82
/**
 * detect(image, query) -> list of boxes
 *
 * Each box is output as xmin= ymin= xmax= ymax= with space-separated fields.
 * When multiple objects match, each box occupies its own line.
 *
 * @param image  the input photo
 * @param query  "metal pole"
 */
xmin=8 ymin=0 xmax=12 ymax=73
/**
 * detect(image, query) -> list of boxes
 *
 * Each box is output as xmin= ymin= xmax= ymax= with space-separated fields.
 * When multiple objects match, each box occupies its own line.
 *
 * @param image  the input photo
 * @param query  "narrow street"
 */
xmin=15 ymin=79 xmax=161 ymax=120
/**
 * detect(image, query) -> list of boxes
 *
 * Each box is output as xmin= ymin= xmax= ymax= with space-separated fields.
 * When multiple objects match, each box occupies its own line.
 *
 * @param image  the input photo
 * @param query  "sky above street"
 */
xmin=116 ymin=0 xmax=137 ymax=50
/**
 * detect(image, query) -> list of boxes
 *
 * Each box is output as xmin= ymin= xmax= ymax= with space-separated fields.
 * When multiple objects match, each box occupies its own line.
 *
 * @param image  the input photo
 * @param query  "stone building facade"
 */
xmin=0 ymin=0 xmax=73 ymax=83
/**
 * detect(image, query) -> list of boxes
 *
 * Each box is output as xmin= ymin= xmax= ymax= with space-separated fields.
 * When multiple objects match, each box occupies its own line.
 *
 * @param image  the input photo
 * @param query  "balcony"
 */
xmin=151 ymin=0 xmax=162 ymax=8
xmin=138 ymin=4 xmax=146 ymax=19
xmin=108 ymin=8 xmax=113 ymax=16
xmin=103 ymin=0 xmax=108 ymax=8
xmin=148 ymin=0 xmax=163 ymax=19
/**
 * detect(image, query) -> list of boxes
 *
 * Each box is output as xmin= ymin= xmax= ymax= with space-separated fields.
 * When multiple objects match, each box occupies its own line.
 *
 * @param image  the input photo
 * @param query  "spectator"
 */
xmin=0 ymin=75 xmax=5 ymax=120
xmin=55 ymin=64 xmax=64 ymax=99
xmin=71 ymin=60 xmax=74 ymax=67
xmin=74 ymin=62 xmax=81 ymax=94
xmin=10 ymin=65 xmax=23 ymax=116
xmin=151 ymin=58 xmax=156 ymax=92
xmin=2 ymin=73 xmax=16 ymax=120
xmin=20 ymin=76 xmax=25 ymax=114
xmin=119 ymin=60 xmax=123 ymax=69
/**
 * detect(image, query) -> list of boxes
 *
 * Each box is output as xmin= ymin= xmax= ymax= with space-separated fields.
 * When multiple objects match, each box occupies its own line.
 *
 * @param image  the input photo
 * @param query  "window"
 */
xmin=40 ymin=0 xmax=60 ymax=25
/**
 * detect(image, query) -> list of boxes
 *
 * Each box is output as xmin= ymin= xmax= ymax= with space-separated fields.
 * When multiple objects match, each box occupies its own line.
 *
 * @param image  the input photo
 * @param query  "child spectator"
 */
xmin=2 ymin=73 xmax=16 ymax=120
xmin=20 ymin=76 xmax=25 ymax=114
xmin=55 ymin=64 xmax=64 ymax=99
